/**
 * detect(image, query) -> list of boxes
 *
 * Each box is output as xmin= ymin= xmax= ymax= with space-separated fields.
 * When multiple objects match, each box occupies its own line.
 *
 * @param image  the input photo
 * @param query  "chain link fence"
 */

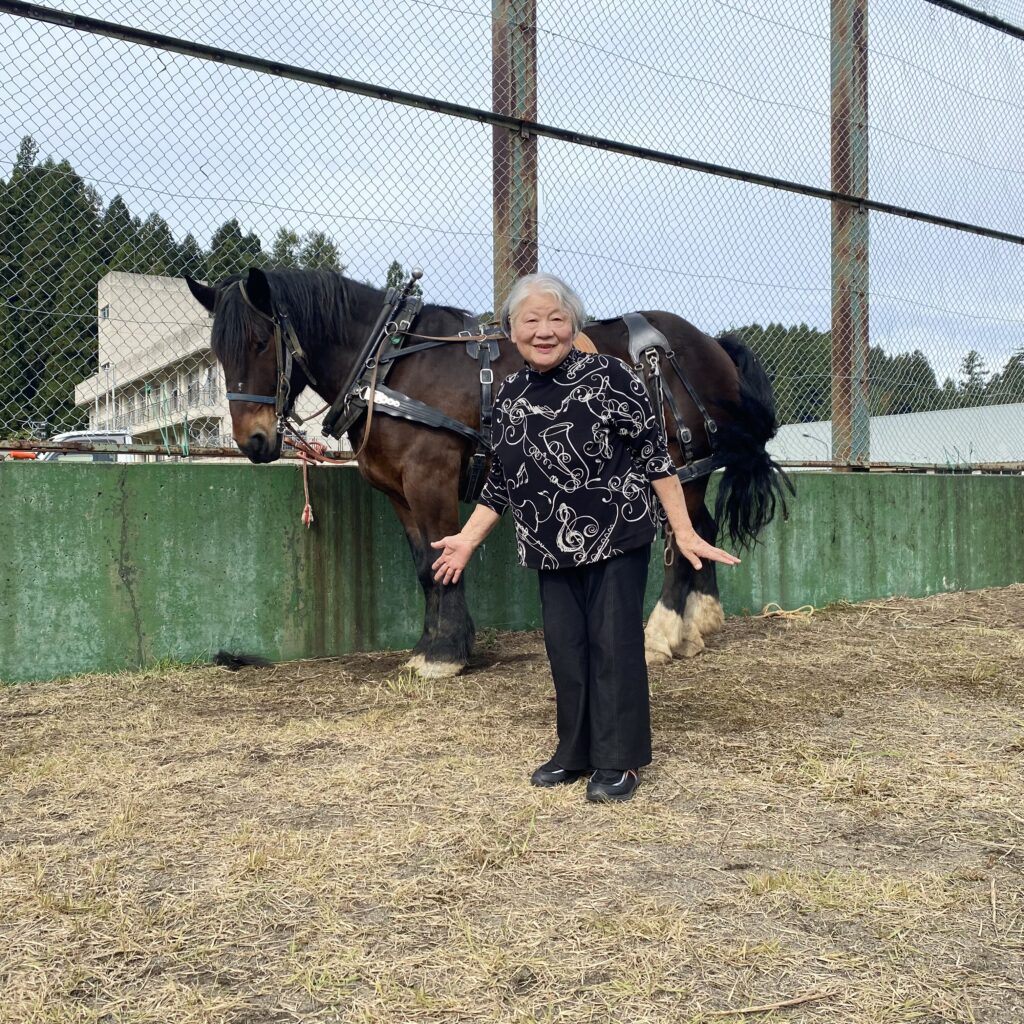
xmin=1 ymin=0 xmax=1022 ymax=467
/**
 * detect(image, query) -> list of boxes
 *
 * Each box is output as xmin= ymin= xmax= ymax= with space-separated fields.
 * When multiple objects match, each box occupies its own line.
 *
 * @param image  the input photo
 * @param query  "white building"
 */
xmin=770 ymin=403 xmax=1024 ymax=468
xmin=74 ymin=272 xmax=348 ymax=455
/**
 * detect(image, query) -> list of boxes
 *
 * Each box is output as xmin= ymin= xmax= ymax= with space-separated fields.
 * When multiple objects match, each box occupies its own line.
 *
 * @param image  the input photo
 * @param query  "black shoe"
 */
xmin=530 ymin=759 xmax=588 ymax=787
xmin=586 ymin=768 xmax=640 ymax=803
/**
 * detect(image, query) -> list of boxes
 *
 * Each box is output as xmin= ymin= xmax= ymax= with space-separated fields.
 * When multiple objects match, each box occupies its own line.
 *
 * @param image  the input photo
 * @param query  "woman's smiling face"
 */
xmin=510 ymin=290 xmax=575 ymax=373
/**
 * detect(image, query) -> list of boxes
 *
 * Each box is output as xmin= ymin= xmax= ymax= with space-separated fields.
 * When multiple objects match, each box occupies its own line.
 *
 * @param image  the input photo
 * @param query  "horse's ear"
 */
xmin=245 ymin=267 xmax=274 ymax=315
xmin=185 ymin=276 xmax=217 ymax=312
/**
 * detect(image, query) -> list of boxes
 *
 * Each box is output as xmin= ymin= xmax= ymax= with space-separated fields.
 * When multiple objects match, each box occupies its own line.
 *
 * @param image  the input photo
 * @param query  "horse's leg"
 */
xmin=387 ymin=487 xmax=475 ymax=680
xmin=387 ymin=498 xmax=439 ymax=669
xmin=644 ymin=484 xmax=725 ymax=664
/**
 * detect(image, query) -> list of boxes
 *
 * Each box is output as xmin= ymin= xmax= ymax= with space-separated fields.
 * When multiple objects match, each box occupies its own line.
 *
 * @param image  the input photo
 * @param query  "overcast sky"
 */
xmin=1 ymin=0 xmax=1022 ymax=382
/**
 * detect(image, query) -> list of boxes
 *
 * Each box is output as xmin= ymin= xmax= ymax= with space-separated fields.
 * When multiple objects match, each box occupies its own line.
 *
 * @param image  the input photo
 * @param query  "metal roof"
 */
xmin=768 ymin=402 xmax=1024 ymax=467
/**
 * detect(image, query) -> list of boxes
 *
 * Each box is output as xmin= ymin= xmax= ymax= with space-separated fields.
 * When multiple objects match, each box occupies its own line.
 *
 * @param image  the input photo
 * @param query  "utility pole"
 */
xmin=492 ymin=0 xmax=539 ymax=315
xmin=831 ymin=0 xmax=871 ymax=467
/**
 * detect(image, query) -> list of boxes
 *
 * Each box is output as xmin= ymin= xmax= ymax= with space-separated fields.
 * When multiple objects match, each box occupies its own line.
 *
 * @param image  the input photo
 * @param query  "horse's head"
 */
xmin=186 ymin=268 xmax=286 ymax=463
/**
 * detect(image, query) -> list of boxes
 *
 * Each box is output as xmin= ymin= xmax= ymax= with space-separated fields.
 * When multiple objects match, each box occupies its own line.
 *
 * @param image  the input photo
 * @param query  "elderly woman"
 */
xmin=431 ymin=274 xmax=738 ymax=802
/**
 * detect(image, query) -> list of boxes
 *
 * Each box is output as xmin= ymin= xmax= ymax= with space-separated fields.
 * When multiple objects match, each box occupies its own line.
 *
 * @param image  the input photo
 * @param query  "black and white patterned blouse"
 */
xmin=479 ymin=346 xmax=675 ymax=570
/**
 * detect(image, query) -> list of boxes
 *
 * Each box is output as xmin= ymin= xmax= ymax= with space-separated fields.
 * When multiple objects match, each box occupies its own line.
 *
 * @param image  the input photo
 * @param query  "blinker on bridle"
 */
xmin=224 ymin=278 xmax=319 ymax=431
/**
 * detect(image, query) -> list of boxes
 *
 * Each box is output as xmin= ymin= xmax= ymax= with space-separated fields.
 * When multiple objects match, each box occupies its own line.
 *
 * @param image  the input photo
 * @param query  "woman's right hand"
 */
xmin=430 ymin=534 xmax=476 ymax=584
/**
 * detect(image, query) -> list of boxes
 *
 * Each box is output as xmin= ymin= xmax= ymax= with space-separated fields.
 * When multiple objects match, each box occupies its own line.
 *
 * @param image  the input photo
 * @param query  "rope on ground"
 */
xmin=759 ymin=602 xmax=816 ymax=620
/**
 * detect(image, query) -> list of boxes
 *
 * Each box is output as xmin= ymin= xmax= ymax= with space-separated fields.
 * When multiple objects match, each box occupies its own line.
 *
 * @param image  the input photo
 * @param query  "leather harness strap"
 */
xmin=323 ymin=299 xmax=503 ymax=502
xmin=619 ymin=313 xmax=723 ymax=485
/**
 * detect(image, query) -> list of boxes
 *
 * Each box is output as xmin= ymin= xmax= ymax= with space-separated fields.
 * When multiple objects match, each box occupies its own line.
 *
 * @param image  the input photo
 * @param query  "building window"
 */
xmin=99 ymin=304 xmax=110 ymax=319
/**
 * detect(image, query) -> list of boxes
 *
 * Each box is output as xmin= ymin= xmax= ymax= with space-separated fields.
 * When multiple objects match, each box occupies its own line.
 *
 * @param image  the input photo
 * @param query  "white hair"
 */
xmin=501 ymin=273 xmax=585 ymax=336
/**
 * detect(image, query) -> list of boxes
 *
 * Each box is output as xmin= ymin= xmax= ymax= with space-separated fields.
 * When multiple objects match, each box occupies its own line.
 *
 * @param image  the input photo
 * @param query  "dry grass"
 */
xmin=1 ymin=585 xmax=1023 ymax=1023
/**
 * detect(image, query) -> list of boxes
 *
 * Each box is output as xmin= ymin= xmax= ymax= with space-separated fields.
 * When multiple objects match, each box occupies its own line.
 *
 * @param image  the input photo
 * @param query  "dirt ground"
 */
xmin=1 ymin=585 xmax=1023 ymax=1024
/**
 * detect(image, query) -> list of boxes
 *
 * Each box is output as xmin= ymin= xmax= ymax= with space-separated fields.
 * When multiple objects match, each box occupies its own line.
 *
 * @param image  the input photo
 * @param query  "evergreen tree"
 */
xmin=958 ymin=349 xmax=988 ymax=407
xmin=868 ymin=347 xmax=940 ymax=415
xmin=270 ymin=227 xmax=301 ymax=268
xmin=0 ymin=139 xmax=100 ymax=435
xmin=938 ymin=377 xmax=961 ymax=410
xmin=299 ymin=230 xmax=343 ymax=271
xmin=173 ymin=232 xmax=207 ymax=279
xmin=12 ymin=135 xmax=38 ymax=177
xmin=98 ymin=195 xmax=140 ymax=269
xmin=985 ymin=348 xmax=1024 ymax=405
xmin=734 ymin=322 xmax=831 ymax=424
xmin=206 ymin=219 xmax=264 ymax=283
xmin=132 ymin=212 xmax=178 ymax=275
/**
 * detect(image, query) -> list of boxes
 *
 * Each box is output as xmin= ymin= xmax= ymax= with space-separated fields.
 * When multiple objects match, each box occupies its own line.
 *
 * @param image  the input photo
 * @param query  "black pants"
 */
xmin=537 ymin=544 xmax=652 ymax=771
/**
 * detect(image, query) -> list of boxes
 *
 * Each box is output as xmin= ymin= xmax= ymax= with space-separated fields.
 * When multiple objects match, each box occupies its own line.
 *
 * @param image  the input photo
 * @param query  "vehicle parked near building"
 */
xmin=33 ymin=430 xmax=143 ymax=463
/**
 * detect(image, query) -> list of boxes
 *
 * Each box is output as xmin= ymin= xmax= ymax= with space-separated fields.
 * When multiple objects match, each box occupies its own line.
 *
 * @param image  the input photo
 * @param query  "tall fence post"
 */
xmin=831 ymin=0 xmax=871 ymax=467
xmin=492 ymin=0 xmax=538 ymax=315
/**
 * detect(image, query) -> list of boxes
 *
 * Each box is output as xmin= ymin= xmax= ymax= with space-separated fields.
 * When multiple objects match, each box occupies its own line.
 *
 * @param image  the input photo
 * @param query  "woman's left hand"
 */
xmin=673 ymin=529 xmax=741 ymax=572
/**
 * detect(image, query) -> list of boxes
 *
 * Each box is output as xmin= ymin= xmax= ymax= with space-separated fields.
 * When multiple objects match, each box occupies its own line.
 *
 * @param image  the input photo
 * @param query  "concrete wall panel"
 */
xmin=1 ymin=466 xmax=1021 ymax=682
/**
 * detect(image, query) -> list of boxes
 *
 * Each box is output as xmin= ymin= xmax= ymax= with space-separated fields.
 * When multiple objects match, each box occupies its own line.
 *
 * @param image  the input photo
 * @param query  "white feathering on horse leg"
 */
xmin=405 ymin=653 xmax=427 ymax=672
xmin=645 ymin=600 xmax=705 ymax=661
xmin=413 ymin=659 xmax=464 ymax=679
xmin=685 ymin=592 xmax=725 ymax=638
xmin=644 ymin=601 xmax=679 ymax=665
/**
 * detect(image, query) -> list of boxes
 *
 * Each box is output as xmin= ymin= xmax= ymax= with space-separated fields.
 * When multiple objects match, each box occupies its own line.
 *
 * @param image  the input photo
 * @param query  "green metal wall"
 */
xmin=1 ymin=465 xmax=1022 ymax=683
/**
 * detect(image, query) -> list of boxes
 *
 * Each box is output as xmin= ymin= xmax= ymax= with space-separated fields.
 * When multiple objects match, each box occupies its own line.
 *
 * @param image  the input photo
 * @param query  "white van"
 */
xmin=36 ymin=430 xmax=143 ymax=463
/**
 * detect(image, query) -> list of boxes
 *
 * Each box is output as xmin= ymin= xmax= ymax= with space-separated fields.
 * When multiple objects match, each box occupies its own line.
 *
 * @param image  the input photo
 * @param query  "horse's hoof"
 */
xmin=673 ymin=635 xmax=705 ymax=659
xmin=644 ymin=646 xmax=672 ymax=666
xmin=412 ymin=659 xmax=464 ymax=679
xmin=405 ymin=653 xmax=426 ymax=672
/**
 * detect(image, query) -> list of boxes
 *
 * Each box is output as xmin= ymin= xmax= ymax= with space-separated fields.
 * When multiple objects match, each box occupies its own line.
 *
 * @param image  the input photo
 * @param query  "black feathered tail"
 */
xmin=712 ymin=335 xmax=794 ymax=548
xmin=213 ymin=651 xmax=273 ymax=670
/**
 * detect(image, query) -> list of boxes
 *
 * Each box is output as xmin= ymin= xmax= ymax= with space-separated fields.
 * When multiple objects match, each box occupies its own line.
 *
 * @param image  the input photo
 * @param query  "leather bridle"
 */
xmin=224 ymin=279 xmax=319 ymax=433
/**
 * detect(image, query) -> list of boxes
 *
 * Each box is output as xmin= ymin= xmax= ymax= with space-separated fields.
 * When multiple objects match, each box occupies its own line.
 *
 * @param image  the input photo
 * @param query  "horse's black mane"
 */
xmin=210 ymin=269 xmax=472 ymax=366
xmin=210 ymin=269 xmax=364 ymax=366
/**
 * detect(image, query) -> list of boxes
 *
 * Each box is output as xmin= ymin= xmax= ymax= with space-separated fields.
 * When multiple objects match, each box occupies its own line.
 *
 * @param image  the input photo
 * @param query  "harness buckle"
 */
xmin=480 ymin=368 xmax=494 ymax=386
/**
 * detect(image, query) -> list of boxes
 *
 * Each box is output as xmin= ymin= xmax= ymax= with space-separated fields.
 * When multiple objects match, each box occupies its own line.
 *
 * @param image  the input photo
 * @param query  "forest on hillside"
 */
xmin=2 ymin=136 xmax=1022 ymax=438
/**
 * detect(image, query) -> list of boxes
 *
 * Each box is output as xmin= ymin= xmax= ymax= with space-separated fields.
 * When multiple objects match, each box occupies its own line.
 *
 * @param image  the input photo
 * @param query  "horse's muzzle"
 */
xmin=239 ymin=430 xmax=283 ymax=464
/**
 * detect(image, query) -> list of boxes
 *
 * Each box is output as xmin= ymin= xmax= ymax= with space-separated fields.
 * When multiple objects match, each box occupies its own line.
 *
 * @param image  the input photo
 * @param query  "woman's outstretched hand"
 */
xmin=430 ymin=506 xmax=502 ymax=585
xmin=430 ymin=533 xmax=475 ymax=584
xmin=674 ymin=529 xmax=741 ymax=572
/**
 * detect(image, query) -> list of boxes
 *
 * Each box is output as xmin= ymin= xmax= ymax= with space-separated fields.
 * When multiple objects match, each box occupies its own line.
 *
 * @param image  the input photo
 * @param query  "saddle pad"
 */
xmin=573 ymin=332 xmax=598 ymax=354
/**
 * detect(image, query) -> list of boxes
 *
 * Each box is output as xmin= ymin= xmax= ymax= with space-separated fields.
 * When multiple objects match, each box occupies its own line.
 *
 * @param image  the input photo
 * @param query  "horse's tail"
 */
xmin=711 ymin=334 xmax=794 ymax=548
xmin=213 ymin=651 xmax=273 ymax=670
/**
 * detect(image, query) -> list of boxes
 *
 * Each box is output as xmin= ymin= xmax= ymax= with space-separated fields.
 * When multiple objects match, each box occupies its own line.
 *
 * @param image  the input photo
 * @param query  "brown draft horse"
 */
xmin=185 ymin=268 xmax=790 ymax=677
